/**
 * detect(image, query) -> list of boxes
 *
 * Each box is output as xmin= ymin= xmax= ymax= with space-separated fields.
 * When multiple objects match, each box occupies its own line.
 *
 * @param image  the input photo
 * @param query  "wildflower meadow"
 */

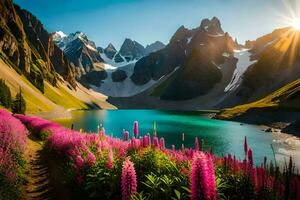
xmin=14 ymin=113 xmax=300 ymax=200
xmin=0 ymin=109 xmax=28 ymax=198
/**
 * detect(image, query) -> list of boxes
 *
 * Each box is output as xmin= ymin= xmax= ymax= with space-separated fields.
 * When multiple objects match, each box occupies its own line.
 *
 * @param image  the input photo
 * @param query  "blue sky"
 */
xmin=14 ymin=0 xmax=298 ymax=49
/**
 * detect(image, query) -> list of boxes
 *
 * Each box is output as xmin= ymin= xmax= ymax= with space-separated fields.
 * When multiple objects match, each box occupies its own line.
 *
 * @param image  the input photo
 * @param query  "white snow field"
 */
xmin=225 ymin=49 xmax=257 ymax=92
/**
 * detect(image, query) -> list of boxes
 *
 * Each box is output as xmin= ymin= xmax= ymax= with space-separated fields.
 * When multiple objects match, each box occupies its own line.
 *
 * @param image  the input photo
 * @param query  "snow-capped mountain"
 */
xmin=131 ymin=17 xmax=239 ymax=100
xmin=224 ymin=49 xmax=257 ymax=92
xmin=220 ymin=27 xmax=300 ymax=108
xmin=52 ymin=31 xmax=104 ymax=77
xmin=52 ymin=32 xmax=166 ymax=97
xmin=52 ymin=31 xmax=98 ymax=52
xmin=99 ymin=39 xmax=165 ymax=65
xmin=118 ymin=38 xmax=146 ymax=61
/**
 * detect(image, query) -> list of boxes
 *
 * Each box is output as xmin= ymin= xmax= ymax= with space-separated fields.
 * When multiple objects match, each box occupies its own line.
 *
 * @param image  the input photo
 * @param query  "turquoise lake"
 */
xmin=57 ymin=109 xmax=275 ymax=165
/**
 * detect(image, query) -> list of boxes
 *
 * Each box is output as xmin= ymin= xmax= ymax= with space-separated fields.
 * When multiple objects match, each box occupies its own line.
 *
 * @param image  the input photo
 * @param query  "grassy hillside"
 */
xmin=217 ymin=78 xmax=300 ymax=119
xmin=0 ymin=58 xmax=115 ymax=115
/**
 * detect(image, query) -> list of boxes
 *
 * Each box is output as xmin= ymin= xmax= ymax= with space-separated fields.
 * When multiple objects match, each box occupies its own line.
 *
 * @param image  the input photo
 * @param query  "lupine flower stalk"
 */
xmin=106 ymin=148 xmax=114 ymax=169
xmin=153 ymin=136 xmax=159 ymax=148
xmin=13 ymin=113 xmax=300 ymax=200
xmin=159 ymin=137 xmax=165 ymax=149
xmin=190 ymin=152 xmax=217 ymax=200
xmin=121 ymin=158 xmax=137 ymax=200
xmin=133 ymin=121 xmax=138 ymax=138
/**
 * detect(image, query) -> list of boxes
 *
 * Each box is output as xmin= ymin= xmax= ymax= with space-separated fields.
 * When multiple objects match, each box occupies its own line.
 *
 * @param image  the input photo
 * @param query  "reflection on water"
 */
xmin=56 ymin=109 xmax=275 ymax=165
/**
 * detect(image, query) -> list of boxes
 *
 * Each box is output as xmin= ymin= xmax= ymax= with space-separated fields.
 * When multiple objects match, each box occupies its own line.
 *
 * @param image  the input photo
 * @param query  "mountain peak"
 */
xmin=53 ymin=31 xmax=66 ymax=38
xmin=119 ymin=39 xmax=146 ymax=61
xmin=145 ymin=41 xmax=165 ymax=54
xmin=106 ymin=43 xmax=117 ymax=51
xmin=104 ymin=43 xmax=117 ymax=59
xmin=200 ymin=17 xmax=224 ymax=35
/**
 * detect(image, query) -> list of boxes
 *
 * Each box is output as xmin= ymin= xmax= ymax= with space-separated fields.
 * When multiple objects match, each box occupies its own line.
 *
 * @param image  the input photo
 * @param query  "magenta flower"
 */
xmin=159 ymin=137 xmax=165 ymax=149
xmin=121 ymin=158 xmax=137 ymax=200
xmin=106 ymin=148 xmax=114 ymax=169
xmin=153 ymin=136 xmax=159 ymax=148
xmin=248 ymin=149 xmax=253 ymax=168
xmin=75 ymin=155 xmax=85 ymax=169
xmin=133 ymin=121 xmax=138 ymax=138
xmin=206 ymin=155 xmax=217 ymax=200
xmin=143 ymin=134 xmax=151 ymax=147
xmin=86 ymin=150 xmax=96 ymax=166
xmin=190 ymin=152 xmax=217 ymax=200
xmin=0 ymin=109 xmax=28 ymax=181
xmin=123 ymin=130 xmax=129 ymax=141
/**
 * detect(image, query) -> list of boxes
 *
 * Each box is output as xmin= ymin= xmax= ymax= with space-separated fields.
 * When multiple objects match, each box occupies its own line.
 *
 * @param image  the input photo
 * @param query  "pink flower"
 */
xmin=0 ymin=109 xmax=28 ymax=181
xmin=159 ymin=137 xmax=165 ymax=149
xmin=206 ymin=155 xmax=217 ymax=199
xmin=106 ymin=148 xmax=114 ymax=169
xmin=121 ymin=158 xmax=137 ymax=200
xmin=153 ymin=136 xmax=159 ymax=148
xmin=133 ymin=121 xmax=138 ymax=138
xmin=75 ymin=155 xmax=85 ymax=169
xmin=190 ymin=152 xmax=217 ymax=200
xmin=248 ymin=149 xmax=253 ymax=168
xmin=143 ymin=134 xmax=151 ymax=147
xmin=86 ymin=150 xmax=96 ymax=166
xmin=123 ymin=130 xmax=129 ymax=141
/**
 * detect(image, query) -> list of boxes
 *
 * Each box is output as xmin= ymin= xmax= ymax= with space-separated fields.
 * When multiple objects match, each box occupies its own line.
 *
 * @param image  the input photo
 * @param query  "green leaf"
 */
xmin=174 ymin=189 xmax=181 ymax=199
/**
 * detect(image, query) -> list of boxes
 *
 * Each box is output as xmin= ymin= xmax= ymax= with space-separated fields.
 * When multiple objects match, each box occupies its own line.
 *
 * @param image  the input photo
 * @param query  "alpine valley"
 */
xmin=0 ymin=0 xmax=300 ymax=132
xmin=2 ymin=0 xmax=300 ymax=199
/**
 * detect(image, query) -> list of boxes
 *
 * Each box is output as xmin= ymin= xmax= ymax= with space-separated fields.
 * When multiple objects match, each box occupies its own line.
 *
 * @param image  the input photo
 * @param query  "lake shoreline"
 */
xmin=38 ymin=108 xmax=300 ymax=140
xmin=213 ymin=108 xmax=300 ymax=138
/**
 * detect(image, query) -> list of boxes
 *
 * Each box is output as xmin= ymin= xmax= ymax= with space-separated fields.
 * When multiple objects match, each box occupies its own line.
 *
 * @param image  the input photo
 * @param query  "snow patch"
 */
xmin=224 ymin=49 xmax=257 ymax=92
xmin=100 ymin=52 xmax=137 ymax=68
xmin=91 ymin=63 xmax=156 ymax=97
xmin=187 ymin=37 xmax=192 ymax=44
xmin=54 ymin=31 xmax=66 ymax=39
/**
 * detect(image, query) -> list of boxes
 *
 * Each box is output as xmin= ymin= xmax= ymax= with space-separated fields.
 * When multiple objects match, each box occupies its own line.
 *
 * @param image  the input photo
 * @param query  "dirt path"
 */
xmin=22 ymin=136 xmax=53 ymax=200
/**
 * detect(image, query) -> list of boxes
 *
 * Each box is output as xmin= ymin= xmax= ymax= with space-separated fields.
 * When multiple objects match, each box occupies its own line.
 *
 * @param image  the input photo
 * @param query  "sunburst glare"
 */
xmin=290 ymin=17 xmax=300 ymax=30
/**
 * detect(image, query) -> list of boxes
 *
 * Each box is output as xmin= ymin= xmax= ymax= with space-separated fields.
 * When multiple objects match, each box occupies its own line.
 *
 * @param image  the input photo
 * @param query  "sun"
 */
xmin=290 ymin=17 xmax=300 ymax=30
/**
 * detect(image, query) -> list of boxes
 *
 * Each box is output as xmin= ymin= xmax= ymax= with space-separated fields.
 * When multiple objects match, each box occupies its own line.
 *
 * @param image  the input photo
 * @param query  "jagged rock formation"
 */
xmin=0 ymin=0 xmax=77 ymax=92
xmin=111 ymin=69 xmax=127 ymax=82
xmin=118 ymin=38 xmax=146 ymax=61
xmin=52 ymin=31 xmax=104 ymax=77
xmin=131 ymin=17 xmax=238 ymax=100
xmin=145 ymin=41 xmax=165 ymax=54
xmin=104 ymin=43 xmax=117 ymax=59
xmin=220 ymin=27 xmax=300 ymax=107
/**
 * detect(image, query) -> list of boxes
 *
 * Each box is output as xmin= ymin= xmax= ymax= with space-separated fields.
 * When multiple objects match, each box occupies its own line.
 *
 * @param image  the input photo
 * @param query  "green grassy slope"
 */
xmin=0 ymin=58 xmax=96 ymax=114
xmin=217 ymin=78 xmax=300 ymax=119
